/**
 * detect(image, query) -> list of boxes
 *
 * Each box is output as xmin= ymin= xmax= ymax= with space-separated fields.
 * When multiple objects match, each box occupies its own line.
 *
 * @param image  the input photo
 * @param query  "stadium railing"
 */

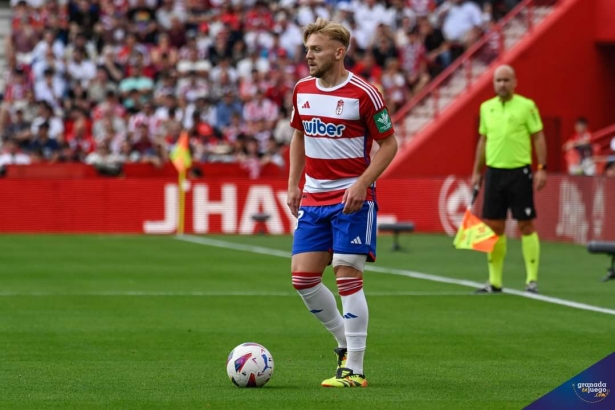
xmin=391 ymin=0 xmax=560 ymax=145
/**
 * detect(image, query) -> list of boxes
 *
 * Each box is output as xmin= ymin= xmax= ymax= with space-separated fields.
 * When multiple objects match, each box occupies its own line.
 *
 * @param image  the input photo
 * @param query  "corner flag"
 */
xmin=170 ymin=131 xmax=192 ymax=173
xmin=453 ymin=186 xmax=498 ymax=253
xmin=170 ymin=131 xmax=192 ymax=235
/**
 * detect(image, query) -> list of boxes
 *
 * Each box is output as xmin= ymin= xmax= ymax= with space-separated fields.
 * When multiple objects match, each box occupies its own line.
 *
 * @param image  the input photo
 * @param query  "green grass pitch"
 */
xmin=0 ymin=234 xmax=613 ymax=409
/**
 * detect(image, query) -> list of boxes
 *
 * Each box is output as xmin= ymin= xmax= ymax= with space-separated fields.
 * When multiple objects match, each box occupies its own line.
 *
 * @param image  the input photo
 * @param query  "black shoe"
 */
xmin=525 ymin=281 xmax=538 ymax=294
xmin=474 ymin=283 xmax=502 ymax=294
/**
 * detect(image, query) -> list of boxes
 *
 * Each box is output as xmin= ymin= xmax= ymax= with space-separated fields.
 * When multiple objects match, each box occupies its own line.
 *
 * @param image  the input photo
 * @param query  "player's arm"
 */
xmin=532 ymin=130 xmax=547 ymax=191
xmin=342 ymin=134 xmax=398 ymax=214
xmin=471 ymin=134 xmax=487 ymax=188
xmin=287 ymin=129 xmax=305 ymax=218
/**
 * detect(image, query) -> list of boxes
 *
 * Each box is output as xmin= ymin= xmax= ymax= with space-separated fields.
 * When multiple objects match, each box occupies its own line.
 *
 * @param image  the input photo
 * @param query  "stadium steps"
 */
xmin=396 ymin=5 xmax=555 ymax=144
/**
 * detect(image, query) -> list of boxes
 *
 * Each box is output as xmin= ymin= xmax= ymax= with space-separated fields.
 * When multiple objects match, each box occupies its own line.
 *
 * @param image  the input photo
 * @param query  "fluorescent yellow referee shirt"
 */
xmin=479 ymin=94 xmax=544 ymax=169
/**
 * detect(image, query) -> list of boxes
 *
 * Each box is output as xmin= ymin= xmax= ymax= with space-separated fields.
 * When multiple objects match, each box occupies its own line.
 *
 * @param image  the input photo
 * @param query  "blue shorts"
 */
xmin=292 ymin=201 xmax=378 ymax=262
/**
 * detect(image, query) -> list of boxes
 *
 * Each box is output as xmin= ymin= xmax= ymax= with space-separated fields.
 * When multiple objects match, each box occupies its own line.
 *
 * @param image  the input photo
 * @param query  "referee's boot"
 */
xmin=525 ymin=281 xmax=538 ymax=294
xmin=474 ymin=283 xmax=502 ymax=294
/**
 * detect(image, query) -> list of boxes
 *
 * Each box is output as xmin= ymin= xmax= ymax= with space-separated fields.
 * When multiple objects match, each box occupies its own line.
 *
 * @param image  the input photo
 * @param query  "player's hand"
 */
xmin=534 ymin=169 xmax=547 ymax=191
xmin=471 ymin=172 xmax=482 ymax=189
xmin=287 ymin=186 xmax=302 ymax=218
xmin=342 ymin=183 xmax=367 ymax=214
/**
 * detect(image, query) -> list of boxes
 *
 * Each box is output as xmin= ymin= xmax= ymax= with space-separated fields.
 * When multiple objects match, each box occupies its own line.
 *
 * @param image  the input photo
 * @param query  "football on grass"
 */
xmin=226 ymin=342 xmax=274 ymax=387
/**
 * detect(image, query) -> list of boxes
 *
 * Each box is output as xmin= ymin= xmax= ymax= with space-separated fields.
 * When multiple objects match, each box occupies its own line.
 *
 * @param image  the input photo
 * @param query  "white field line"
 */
xmin=0 ymin=291 xmax=471 ymax=297
xmin=176 ymin=235 xmax=615 ymax=317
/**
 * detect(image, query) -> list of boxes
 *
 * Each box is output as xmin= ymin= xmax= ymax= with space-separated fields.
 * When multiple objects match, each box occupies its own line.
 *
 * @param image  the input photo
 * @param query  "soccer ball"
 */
xmin=226 ymin=342 xmax=274 ymax=388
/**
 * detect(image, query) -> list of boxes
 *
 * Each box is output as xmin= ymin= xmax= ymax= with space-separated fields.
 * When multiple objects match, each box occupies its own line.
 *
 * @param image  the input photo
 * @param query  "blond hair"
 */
xmin=302 ymin=17 xmax=351 ymax=49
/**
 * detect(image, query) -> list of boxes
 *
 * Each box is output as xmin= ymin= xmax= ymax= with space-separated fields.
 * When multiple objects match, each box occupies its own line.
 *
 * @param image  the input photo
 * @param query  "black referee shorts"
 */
xmin=482 ymin=165 xmax=536 ymax=221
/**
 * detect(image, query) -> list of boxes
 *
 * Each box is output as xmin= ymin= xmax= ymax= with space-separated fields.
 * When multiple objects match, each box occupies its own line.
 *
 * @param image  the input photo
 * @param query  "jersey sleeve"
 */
xmin=290 ymin=84 xmax=303 ymax=131
xmin=362 ymin=87 xmax=395 ymax=141
xmin=478 ymin=104 xmax=487 ymax=136
xmin=526 ymin=101 xmax=544 ymax=134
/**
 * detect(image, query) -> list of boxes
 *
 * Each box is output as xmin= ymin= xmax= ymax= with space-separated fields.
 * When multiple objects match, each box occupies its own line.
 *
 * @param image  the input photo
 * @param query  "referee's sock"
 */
xmin=522 ymin=232 xmax=540 ymax=284
xmin=488 ymin=235 xmax=507 ymax=288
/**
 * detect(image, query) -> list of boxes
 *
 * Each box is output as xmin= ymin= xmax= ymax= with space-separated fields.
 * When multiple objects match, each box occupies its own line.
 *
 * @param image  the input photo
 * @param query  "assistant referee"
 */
xmin=471 ymin=65 xmax=547 ymax=294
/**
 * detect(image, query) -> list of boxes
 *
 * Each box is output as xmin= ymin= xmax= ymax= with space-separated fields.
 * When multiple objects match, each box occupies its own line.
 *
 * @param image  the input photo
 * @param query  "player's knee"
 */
xmin=331 ymin=253 xmax=367 ymax=273
xmin=291 ymin=272 xmax=322 ymax=290
xmin=518 ymin=222 xmax=535 ymax=236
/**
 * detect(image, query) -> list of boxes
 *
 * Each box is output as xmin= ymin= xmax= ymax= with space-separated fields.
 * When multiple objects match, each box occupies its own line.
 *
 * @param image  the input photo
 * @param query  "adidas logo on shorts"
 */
xmin=351 ymin=236 xmax=362 ymax=245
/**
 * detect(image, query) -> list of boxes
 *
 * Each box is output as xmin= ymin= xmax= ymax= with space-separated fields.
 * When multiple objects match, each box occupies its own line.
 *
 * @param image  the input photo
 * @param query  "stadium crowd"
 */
xmin=0 ymin=0 xmax=539 ymax=177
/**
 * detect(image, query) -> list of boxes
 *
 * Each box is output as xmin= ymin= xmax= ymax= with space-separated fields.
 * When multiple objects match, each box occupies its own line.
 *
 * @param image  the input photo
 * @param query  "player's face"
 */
xmin=305 ymin=33 xmax=340 ymax=78
xmin=493 ymin=70 xmax=516 ymax=99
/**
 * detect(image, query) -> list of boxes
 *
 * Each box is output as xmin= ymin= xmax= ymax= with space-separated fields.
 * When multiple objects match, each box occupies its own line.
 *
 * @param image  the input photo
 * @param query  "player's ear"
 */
xmin=336 ymin=47 xmax=345 ymax=60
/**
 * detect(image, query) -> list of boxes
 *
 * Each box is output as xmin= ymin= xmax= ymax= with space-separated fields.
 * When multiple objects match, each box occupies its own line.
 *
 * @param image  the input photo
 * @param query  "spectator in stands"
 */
xmin=418 ymin=17 xmax=451 ymax=77
xmin=380 ymin=58 xmax=408 ymax=114
xmin=31 ymin=28 xmax=65 ymax=63
xmin=440 ymin=0 xmax=484 ymax=60
xmin=238 ymin=136 xmax=262 ymax=179
xmin=2 ymin=109 xmax=31 ymax=143
xmin=260 ymin=137 xmax=286 ymax=170
xmin=85 ymin=141 xmax=124 ymax=170
xmin=215 ymin=91 xmax=243 ymax=129
xmin=34 ymin=68 xmax=65 ymax=111
xmin=562 ymin=117 xmax=597 ymax=176
xmin=67 ymin=48 xmax=97 ymax=88
xmin=29 ymin=122 xmax=60 ymax=162
xmin=2 ymin=0 xmax=516 ymax=177
xmin=0 ymin=138 xmax=32 ymax=167
xmin=31 ymin=101 xmax=63 ymax=141
xmin=353 ymin=0 xmax=388 ymax=51
xmin=371 ymin=25 xmax=399 ymax=69
xmin=399 ymin=28 xmax=430 ymax=95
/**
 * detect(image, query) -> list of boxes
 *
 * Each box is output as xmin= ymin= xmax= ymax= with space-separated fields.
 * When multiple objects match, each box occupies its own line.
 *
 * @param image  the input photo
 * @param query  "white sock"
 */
xmin=337 ymin=278 xmax=368 ymax=375
xmin=293 ymin=273 xmax=346 ymax=348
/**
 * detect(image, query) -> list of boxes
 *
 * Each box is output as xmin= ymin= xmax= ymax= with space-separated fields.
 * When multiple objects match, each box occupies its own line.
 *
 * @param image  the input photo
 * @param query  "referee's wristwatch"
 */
xmin=537 ymin=164 xmax=547 ymax=171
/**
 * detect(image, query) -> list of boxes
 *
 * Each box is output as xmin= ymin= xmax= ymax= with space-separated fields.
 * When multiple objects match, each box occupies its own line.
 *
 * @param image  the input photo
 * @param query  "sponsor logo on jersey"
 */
xmin=374 ymin=108 xmax=392 ymax=133
xmin=302 ymin=118 xmax=346 ymax=137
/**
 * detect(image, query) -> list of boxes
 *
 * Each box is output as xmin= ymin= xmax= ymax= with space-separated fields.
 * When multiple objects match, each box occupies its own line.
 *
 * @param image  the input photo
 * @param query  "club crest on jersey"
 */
xmin=336 ymin=99 xmax=344 ymax=115
xmin=302 ymin=118 xmax=346 ymax=137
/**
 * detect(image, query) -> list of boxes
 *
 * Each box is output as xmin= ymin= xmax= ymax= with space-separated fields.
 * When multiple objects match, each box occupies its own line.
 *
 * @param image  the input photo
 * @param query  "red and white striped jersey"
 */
xmin=290 ymin=73 xmax=395 ymax=206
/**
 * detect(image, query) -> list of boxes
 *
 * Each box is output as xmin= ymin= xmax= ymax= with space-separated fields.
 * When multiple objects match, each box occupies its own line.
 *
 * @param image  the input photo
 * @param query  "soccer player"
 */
xmin=286 ymin=18 xmax=398 ymax=387
xmin=471 ymin=65 xmax=547 ymax=294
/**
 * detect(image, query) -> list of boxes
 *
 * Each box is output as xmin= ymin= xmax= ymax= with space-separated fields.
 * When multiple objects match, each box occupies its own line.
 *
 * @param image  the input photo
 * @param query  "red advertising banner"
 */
xmin=0 ymin=176 xmax=613 ymax=244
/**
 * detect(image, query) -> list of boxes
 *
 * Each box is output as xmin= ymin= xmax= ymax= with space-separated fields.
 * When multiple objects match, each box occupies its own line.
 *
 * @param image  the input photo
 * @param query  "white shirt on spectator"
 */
xmin=276 ymin=23 xmax=304 ymax=58
xmin=32 ymin=59 xmax=66 ymax=82
xmin=67 ymin=59 xmax=97 ymax=87
xmin=354 ymin=2 xmax=388 ymax=49
xmin=31 ymin=40 xmax=66 ymax=64
xmin=156 ymin=8 xmax=186 ymax=31
xmin=297 ymin=4 xmax=330 ymax=27
xmin=442 ymin=1 xmax=483 ymax=42
xmin=177 ymin=59 xmax=212 ymax=74
xmin=210 ymin=66 xmax=239 ymax=84
xmin=31 ymin=116 xmax=64 ymax=140
xmin=34 ymin=79 xmax=65 ymax=109
xmin=0 ymin=152 xmax=31 ymax=166
xmin=236 ymin=57 xmax=270 ymax=80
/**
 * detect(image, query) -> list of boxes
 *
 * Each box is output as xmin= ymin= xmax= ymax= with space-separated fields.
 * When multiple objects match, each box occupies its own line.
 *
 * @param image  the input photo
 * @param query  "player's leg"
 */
xmin=510 ymin=166 xmax=540 ymax=292
xmin=291 ymin=206 xmax=347 ymax=351
xmin=477 ymin=167 xmax=508 ymax=292
xmin=321 ymin=202 xmax=376 ymax=387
